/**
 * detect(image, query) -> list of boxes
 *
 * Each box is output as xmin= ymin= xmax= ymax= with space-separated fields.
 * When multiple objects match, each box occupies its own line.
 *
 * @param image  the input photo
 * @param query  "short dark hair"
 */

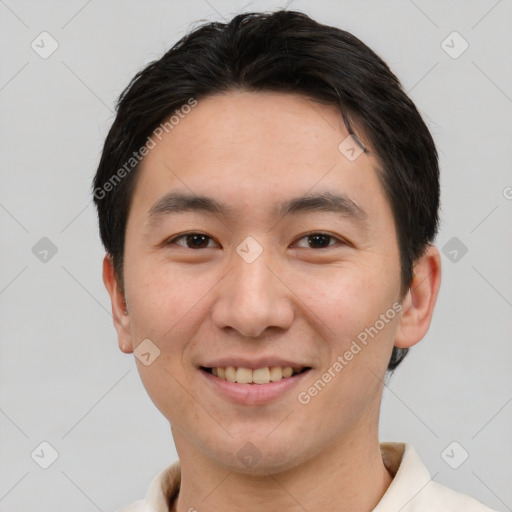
xmin=93 ymin=9 xmax=439 ymax=372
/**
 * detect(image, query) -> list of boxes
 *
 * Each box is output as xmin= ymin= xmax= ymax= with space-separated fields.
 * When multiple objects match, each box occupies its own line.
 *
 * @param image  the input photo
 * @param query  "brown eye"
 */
xmin=294 ymin=232 xmax=342 ymax=249
xmin=167 ymin=233 xmax=217 ymax=249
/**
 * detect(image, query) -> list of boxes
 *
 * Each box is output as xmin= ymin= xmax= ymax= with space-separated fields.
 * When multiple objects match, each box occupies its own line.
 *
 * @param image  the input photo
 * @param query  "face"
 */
xmin=109 ymin=90 xmax=411 ymax=474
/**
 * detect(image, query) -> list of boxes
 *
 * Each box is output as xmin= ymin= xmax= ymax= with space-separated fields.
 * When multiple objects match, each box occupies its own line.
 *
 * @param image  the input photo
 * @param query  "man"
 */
xmin=93 ymin=9 xmax=496 ymax=512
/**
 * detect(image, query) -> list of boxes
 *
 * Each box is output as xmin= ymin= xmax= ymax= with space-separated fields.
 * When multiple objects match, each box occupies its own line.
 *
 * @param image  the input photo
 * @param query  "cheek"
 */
xmin=297 ymin=291 xmax=398 ymax=444
xmin=123 ymin=265 xmax=209 ymax=418
xmin=124 ymin=259 xmax=224 ymax=356
xmin=291 ymin=259 xmax=398 ymax=336
xmin=290 ymin=260 xmax=400 ymax=408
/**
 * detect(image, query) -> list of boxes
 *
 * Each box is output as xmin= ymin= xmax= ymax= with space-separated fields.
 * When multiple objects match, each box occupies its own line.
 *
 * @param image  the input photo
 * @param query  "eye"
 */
xmin=293 ymin=232 xmax=344 ymax=249
xmin=166 ymin=232 xmax=218 ymax=249
xmin=164 ymin=231 xmax=346 ymax=250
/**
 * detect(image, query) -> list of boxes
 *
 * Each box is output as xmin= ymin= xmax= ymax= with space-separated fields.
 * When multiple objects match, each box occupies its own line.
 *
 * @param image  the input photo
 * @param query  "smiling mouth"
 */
xmin=200 ymin=366 xmax=311 ymax=384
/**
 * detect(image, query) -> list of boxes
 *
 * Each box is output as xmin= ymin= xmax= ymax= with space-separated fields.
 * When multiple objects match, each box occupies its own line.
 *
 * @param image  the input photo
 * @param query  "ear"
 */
xmin=102 ymin=254 xmax=133 ymax=353
xmin=394 ymin=245 xmax=441 ymax=349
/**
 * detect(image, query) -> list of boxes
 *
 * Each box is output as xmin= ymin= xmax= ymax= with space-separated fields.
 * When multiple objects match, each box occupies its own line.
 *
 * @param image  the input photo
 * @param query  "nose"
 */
xmin=211 ymin=244 xmax=295 ymax=338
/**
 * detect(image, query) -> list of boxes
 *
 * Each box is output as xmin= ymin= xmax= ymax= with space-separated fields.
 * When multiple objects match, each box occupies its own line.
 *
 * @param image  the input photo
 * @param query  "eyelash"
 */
xmin=165 ymin=231 xmax=346 ymax=250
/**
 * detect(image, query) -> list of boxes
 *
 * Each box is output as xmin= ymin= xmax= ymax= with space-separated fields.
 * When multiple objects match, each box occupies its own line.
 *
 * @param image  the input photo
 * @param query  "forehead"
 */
xmin=130 ymin=90 xmax=391 ymax=226
xmin=149 ymin=90 xmax=354 ymax=164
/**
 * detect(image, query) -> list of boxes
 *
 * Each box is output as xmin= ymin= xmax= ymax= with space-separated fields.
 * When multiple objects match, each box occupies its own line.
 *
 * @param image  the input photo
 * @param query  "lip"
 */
xmin=200 ymin=358 xmax=309 ymax=370
xmin=198 ymin=367 xmax=312 ymax=405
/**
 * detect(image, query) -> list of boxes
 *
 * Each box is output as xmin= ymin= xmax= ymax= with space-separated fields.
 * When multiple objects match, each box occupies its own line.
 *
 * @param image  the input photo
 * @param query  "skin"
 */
xmin=103 ymin=90 xmax=441 ymax=512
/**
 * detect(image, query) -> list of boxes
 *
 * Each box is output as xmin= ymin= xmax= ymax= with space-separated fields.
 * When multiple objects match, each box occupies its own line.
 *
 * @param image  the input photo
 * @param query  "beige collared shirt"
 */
xmin=116 ymin=443 xmax=497 ymax=512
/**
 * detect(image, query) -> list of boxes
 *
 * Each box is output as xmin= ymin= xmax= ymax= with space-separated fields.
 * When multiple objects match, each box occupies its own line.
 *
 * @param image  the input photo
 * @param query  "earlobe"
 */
xmin=102 ymin=254 xmax=134 ymax=354
xmin=394 ymin=245 xmax=442 ymax=349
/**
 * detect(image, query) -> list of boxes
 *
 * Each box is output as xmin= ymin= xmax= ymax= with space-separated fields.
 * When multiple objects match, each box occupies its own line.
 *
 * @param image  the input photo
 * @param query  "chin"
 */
xmin=205 ymin=434 xmax=311 ymax=476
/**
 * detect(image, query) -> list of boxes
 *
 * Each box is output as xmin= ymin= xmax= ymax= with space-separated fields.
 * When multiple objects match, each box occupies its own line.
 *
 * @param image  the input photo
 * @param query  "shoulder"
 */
xmin=111 ymin=460 xmax=181 ymax=512
xmin=113 ymin=499 xmax=144 ymax=512
xmin=376 ymin=443 xmax=498 ymax=512
xmin=414 ymin=480 xmax=498 ymax=511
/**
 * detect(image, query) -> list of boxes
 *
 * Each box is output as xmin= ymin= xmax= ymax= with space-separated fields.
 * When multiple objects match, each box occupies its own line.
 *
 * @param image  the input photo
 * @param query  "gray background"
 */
xmin=1 ymin=0 xmax=511 ymax=510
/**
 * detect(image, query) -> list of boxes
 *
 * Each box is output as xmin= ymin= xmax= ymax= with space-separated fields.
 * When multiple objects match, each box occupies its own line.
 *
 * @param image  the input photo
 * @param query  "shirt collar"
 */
xmin=373 ymin=443 xmax=433 ymax=511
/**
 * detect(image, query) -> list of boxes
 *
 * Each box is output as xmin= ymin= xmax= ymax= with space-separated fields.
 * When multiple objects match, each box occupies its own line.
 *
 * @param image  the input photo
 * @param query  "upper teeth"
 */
xmin=211 ymin=366 xmax=303 ymax=384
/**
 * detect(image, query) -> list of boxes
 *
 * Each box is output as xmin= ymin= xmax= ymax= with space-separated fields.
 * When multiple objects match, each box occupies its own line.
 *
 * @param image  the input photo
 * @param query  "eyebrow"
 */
xmin=147 ymin=190 xmax=368 ymax=226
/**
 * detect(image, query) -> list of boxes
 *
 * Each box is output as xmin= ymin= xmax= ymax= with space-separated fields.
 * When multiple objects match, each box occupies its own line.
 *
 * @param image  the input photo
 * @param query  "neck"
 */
xmin=171 ymin=428 xmax=393 ymax=512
